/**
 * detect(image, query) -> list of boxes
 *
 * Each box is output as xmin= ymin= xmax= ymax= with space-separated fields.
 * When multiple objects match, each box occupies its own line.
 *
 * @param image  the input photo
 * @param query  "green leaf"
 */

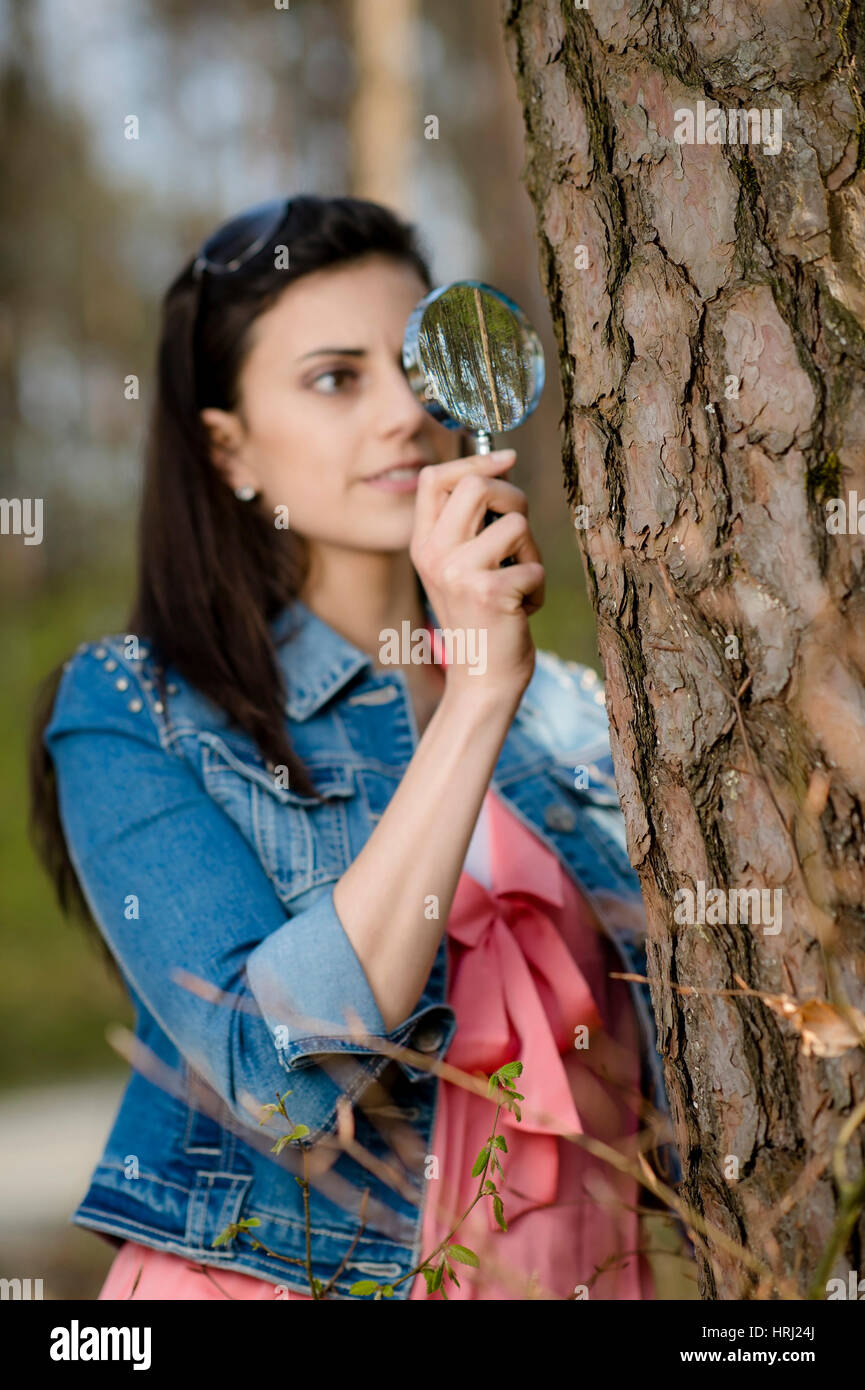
xmin=497 ymin=1061 xmax=523 ymax=1080
xmin=382 ymin=1285 xmax=394 ymax=1297
xmin=471 ymin=1145 xmax=491 ymax=1176
xmin=212 ymin=1216 xmax=257 ymax=1246
xmin=421 ymin=1265 xmax=438 ymax=1294
xmin=274 ymin=1129 xmax=308 ymax=1153
xmin=349 ymin=1279 xmax=380 ymax=1296
xmin=312 ymin=1278 xmax=323 ymax=1295
xmin=447 ymin=1244 xmax=480 ymax=1267
xmin=493 ymin=1195 xmax=508 ymax=1232
xmin=260 ymin=1089 xmax=293 ymax=1119
xmin=431 ymin=1262 xmax=444 ymax=1291
xmin=482 ymin=1180 xmax=497 ymax=1195
xmin=440 ymin=1283 xmax=450 ymax=1300
xmin=493 ymin=1135 xmax=508 ymax=1151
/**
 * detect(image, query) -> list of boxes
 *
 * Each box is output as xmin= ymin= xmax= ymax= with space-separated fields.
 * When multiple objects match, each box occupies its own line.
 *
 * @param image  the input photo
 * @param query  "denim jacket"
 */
xmin=43 ymin=596 xmax=675 ymax=1299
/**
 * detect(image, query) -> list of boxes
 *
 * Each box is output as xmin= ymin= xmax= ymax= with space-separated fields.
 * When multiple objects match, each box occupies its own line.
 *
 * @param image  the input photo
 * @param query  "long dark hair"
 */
xmin=29 ymin=194 xmax=434 ymax=967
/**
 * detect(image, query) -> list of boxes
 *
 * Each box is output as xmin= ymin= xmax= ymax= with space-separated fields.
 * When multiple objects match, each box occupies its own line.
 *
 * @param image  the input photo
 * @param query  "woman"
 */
xmin=29 ymin=194 xmax=674 ymax=1301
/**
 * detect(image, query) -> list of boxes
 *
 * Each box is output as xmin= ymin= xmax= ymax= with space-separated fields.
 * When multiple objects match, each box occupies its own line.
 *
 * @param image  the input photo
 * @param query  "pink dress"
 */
xmin=98 ymin=790 xmax=654 ymax=1301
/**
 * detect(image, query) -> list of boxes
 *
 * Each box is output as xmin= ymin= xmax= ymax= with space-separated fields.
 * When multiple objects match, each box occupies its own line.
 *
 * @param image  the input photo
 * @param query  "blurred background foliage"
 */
xmin=0 ymin=0 xmax=599 ymax=1096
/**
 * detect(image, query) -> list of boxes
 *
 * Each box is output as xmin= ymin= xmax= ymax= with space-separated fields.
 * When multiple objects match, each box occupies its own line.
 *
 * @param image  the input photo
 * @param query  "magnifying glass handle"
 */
xmin=472 ymin=431 xmax=517 ymax=568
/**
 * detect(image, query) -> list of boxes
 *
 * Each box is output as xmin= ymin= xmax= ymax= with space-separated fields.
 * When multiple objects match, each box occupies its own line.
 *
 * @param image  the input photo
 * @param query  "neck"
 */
xmin=299 ymin=545 xmax=428 ymax=660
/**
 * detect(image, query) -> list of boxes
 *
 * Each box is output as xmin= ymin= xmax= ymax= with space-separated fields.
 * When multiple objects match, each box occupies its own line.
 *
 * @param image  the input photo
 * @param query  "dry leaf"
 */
xmin=772 ymin=998 xmax=865 ymax=1058
xmin=732 ymin=974 xmax=865 ymax=1057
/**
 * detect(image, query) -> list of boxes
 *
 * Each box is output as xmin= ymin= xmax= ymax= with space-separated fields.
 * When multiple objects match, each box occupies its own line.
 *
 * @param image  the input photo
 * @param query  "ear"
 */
xmin=199 ymin=407 xmax=255 ymax=493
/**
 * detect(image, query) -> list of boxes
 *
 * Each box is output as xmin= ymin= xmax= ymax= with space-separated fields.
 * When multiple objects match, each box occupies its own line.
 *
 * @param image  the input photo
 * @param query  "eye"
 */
xmin=311 ymin=367 xmax=357 ymax=394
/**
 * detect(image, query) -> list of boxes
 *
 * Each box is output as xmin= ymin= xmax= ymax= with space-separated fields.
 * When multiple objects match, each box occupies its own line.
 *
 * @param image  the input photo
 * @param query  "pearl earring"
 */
xmin=234 ymin=485 xmax=257 ymax=501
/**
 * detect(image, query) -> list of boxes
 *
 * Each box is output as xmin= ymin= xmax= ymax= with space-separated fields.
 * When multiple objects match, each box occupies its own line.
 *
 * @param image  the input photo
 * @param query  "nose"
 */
xmin=377 ymin=354 xmax=433 ymax=439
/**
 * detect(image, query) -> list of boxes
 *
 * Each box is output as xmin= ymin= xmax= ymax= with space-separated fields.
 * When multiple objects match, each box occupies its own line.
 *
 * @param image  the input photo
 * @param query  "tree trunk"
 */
xmin=500 ymin=0 xmax=865 ymax=1299
xmin=349 ymin=0 xmax=418 ymax=207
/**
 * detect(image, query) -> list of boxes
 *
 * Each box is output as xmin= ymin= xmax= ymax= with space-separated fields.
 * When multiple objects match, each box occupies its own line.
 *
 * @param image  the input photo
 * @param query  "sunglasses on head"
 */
xmin=192 ymin=197 xmax=294 ymax=279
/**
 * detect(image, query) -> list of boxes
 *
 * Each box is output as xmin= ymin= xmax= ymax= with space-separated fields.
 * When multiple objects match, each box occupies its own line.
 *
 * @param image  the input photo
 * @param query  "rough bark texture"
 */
xmin=501 ymin=0 xmax=865 ymax=1298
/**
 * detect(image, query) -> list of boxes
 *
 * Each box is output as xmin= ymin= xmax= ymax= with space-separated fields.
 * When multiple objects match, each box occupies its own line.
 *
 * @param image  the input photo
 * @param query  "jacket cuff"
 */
xmin=245 ymin=883 xmax=457 ymax=1081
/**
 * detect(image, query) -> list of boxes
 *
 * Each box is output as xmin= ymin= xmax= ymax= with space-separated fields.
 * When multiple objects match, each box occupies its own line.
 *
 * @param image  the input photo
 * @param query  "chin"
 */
xmin=350 ymin=513 xmax=415 ymax=552
xmin=366 ymin=534 xmax=414 ymax=554
xmin=356 ymin=526 xmax=415 ymax=554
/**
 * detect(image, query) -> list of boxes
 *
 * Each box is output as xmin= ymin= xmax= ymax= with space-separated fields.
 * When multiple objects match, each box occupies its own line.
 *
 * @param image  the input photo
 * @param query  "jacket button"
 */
xmin=544 ymin=803 xmax=575 ymax=832
xmin=411 ymin=1022 xmax=445 ymax=1053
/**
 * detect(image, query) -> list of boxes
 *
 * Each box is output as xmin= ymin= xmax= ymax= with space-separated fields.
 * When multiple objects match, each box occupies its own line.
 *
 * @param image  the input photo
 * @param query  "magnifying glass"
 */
xmin=402 ymin=280 xmax=545 ymax=565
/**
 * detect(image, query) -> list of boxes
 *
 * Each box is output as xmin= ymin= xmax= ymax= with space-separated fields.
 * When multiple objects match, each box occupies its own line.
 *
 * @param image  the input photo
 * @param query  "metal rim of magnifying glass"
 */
xmin=402 ymin=279 xmax=546 ymax=434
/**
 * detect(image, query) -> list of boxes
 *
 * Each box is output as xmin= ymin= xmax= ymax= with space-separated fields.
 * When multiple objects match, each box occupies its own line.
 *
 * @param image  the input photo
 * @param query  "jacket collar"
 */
xmin=270 ymin=594 xmax=438 ymax=721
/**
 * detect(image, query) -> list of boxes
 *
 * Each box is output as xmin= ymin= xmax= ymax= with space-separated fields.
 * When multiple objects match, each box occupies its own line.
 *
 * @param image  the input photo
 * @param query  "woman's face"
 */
xmin=200 ymin=252 xmax=466 ymax=554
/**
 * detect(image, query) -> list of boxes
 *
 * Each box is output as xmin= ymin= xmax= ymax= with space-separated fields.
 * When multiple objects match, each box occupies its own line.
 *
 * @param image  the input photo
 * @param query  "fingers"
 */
xmin=465 ymin=559 xmax=546 ymax=616
xmin=506 ymin=561 xmax=546 ymax=615
xmin=412 ymin=450 xmax=517 ymax=548
xmin=410 ymin=445 xmax=545 ymax=624
xmin=452 ymin=508 xmax=541 ymax=573
xmin=432 ymin=476 xmax=528 ymax=549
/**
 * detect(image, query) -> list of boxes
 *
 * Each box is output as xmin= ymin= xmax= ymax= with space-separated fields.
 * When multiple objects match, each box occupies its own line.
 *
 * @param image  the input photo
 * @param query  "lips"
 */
xmin=362 ymin=460 xmax=427 ymax=493
xmin=366 ymin=460 xmax=427 ymax=482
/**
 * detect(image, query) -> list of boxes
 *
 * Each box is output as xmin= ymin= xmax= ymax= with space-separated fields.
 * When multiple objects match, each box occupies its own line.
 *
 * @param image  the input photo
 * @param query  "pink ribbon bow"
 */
xmin=444 ymin=795 xmax=604 ymax=1230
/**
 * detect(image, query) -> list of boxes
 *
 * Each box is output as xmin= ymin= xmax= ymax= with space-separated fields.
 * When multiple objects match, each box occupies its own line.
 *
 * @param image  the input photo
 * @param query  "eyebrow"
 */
xmin=298 ymin=346 xmax=367 ymax=360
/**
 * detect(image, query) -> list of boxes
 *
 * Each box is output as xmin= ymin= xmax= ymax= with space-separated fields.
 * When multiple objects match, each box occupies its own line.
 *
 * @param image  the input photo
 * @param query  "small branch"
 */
xmin=317 ymin=1188 xmax=371 ymax=1299
xmin=389 ymin=1100 xmax=507 ymax=1294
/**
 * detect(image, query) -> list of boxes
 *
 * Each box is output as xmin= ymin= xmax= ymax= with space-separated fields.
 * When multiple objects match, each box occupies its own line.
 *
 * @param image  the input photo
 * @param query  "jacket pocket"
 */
xmin=199 ymin=733 xmax=355 ymax=902
xmin=184 ymin=1171 xmax=254 ymax=1254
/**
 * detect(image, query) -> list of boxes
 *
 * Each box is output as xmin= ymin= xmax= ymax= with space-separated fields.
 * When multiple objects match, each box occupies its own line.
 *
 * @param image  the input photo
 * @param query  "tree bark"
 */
xmin=500 ymin=0 xmax=865 ymax=1298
